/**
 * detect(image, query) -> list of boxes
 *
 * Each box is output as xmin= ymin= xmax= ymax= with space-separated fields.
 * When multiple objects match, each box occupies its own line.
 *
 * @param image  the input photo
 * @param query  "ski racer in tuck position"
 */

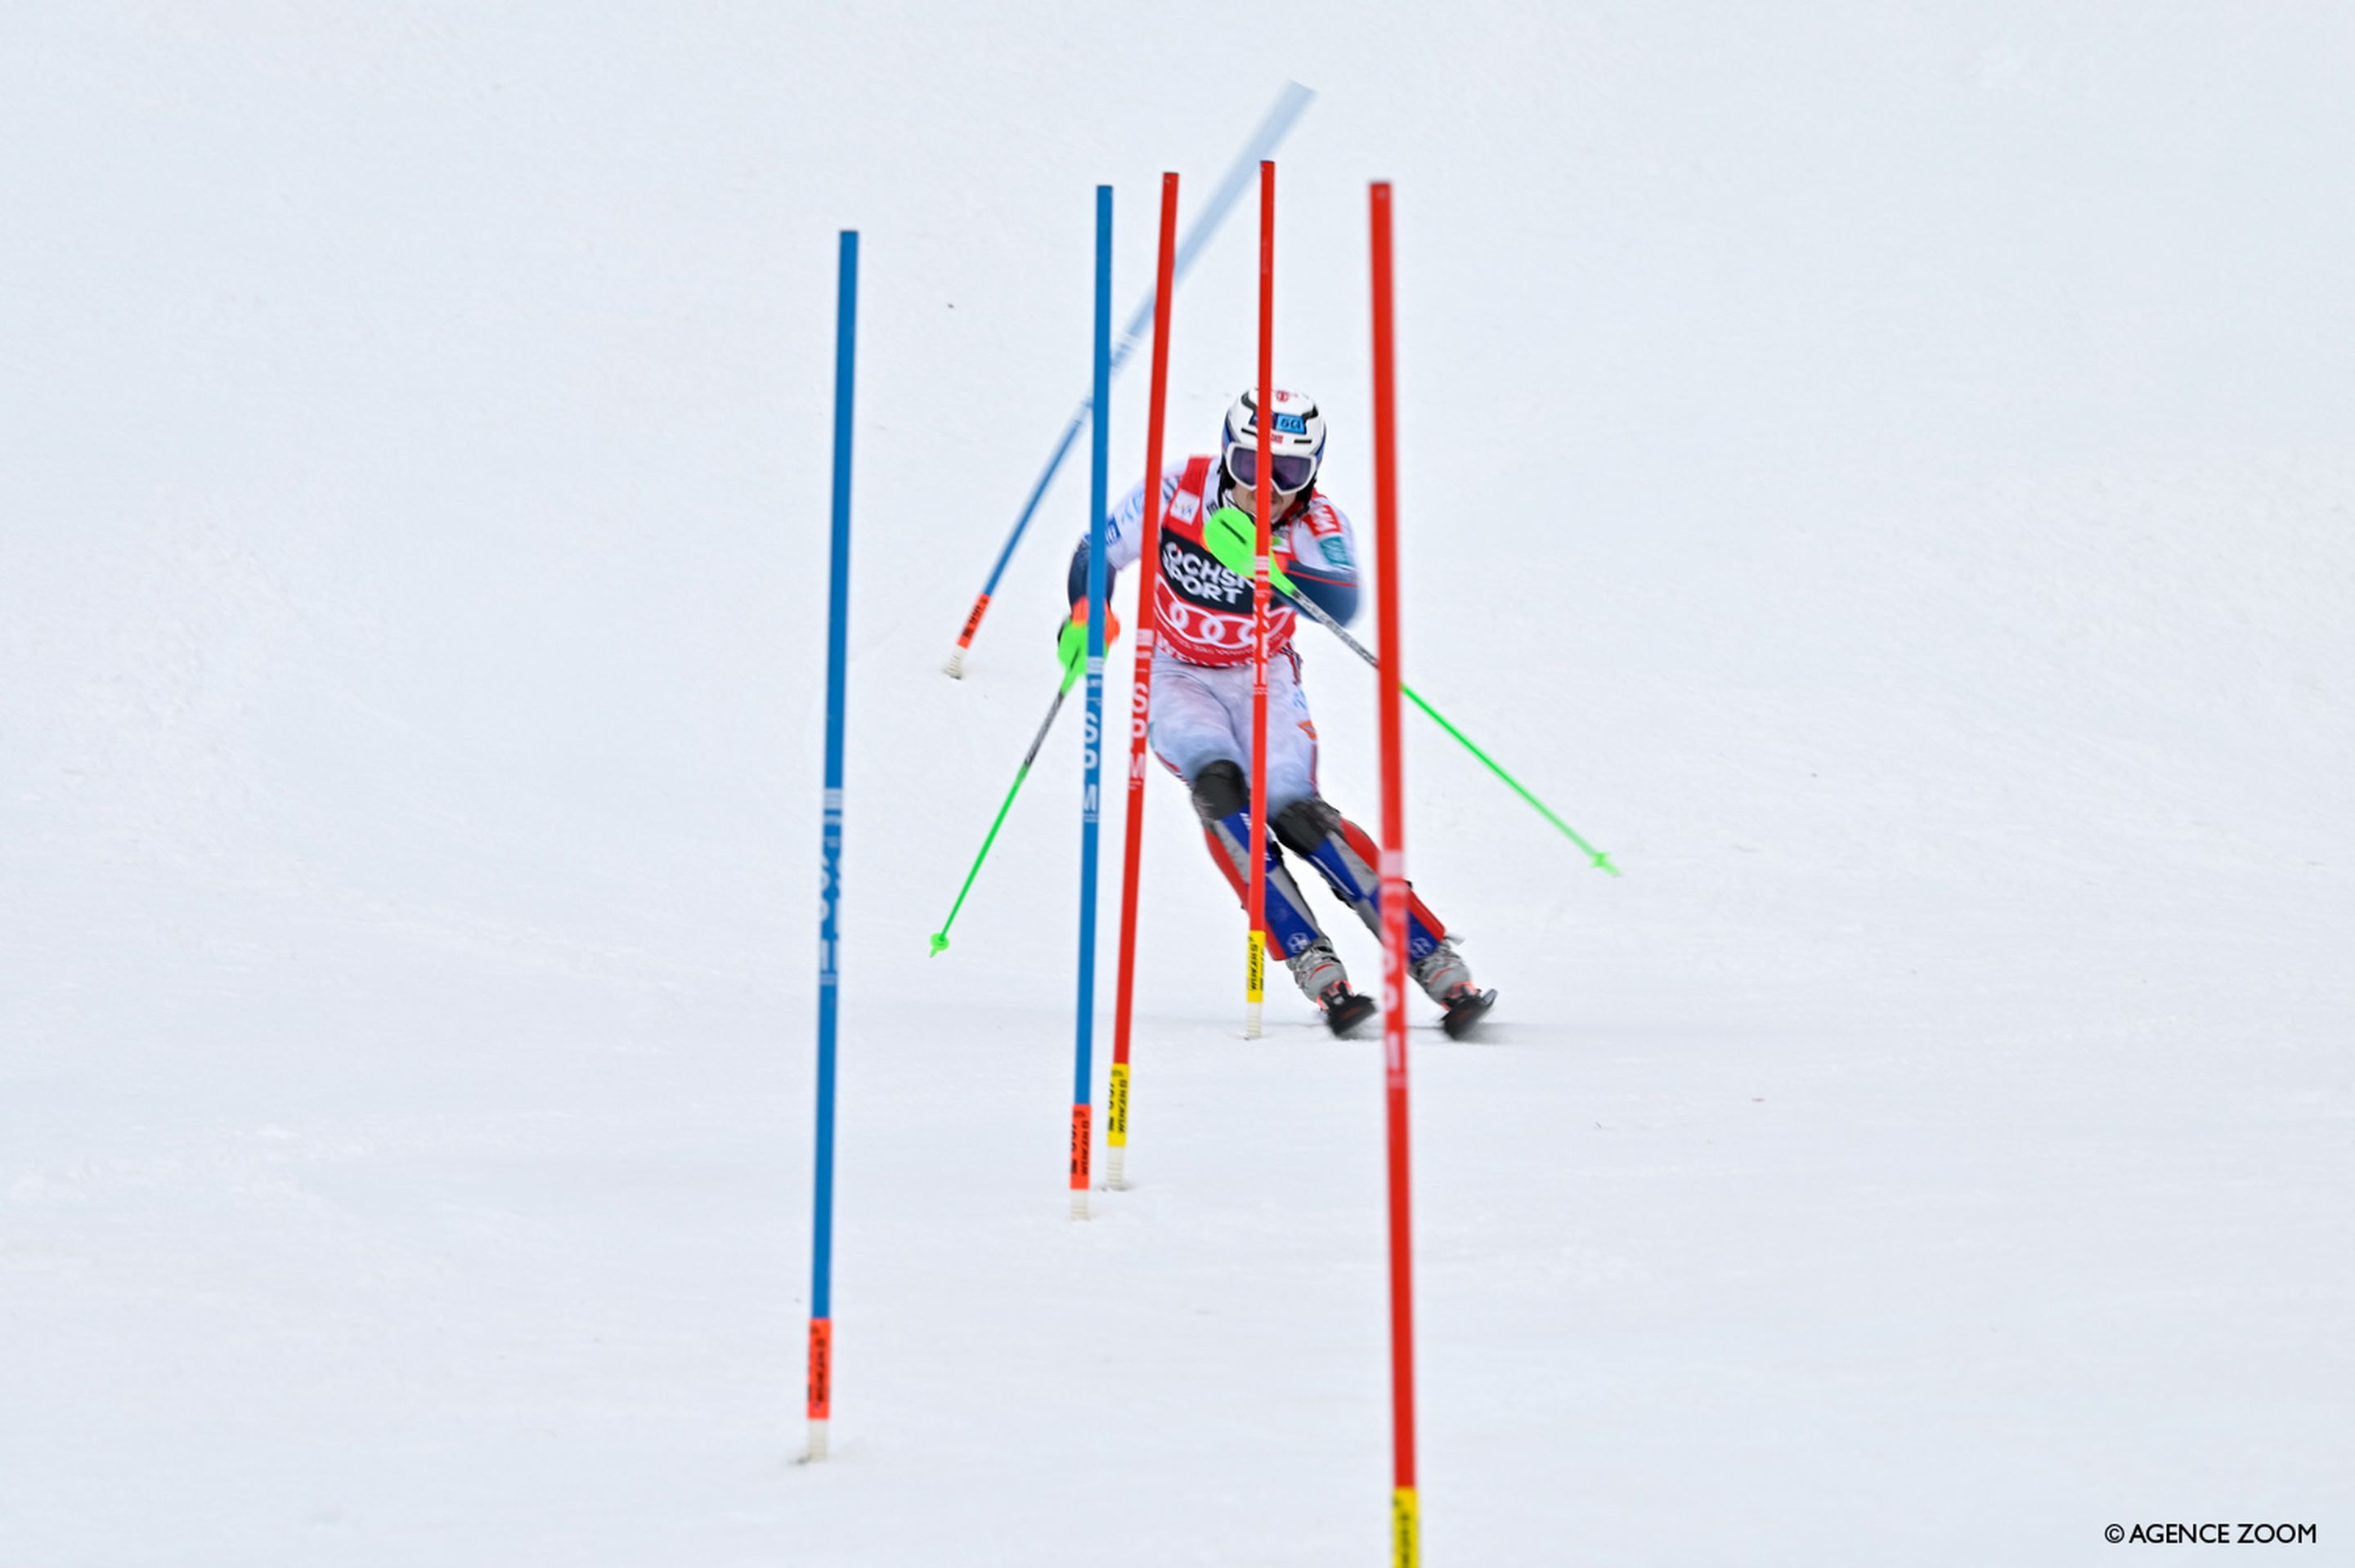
xmin=1061 ymin=387 xmax=1496 ymax=1038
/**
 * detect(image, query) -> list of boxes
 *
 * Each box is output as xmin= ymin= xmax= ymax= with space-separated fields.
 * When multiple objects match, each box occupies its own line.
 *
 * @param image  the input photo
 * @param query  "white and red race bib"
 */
xmin=1144 ymin=455 xmax=1349 ymax=667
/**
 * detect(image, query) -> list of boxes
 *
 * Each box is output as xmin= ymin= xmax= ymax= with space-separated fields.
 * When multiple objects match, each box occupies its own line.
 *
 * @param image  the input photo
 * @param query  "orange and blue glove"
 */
xmin=1054 ymin=598 xmax=1123 ymax=670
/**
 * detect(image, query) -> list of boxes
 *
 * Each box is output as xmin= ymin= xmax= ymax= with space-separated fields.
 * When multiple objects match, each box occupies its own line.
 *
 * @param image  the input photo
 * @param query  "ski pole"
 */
xmin=929 ymin=633 xmax=1094 ymax=956
xmin=1202 ymin=506 xmax=1620 ymax=876
xmin=941 ymin=82 xmax=1315 ymax=679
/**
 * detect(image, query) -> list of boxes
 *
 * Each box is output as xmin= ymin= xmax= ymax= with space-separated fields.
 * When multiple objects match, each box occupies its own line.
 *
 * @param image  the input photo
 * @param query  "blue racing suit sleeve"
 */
xmin=1281 ymin=502 xmax=1362 ymax=625
xmin=1286 ymin=559 xmax=1359 ymax=625
xmin=1065 ymin=538 xmax=1102 ymax=607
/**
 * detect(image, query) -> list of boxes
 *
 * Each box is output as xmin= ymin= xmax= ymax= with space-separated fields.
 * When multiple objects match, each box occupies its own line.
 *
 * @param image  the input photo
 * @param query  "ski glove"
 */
xmin=1054 ymin=598 xmax=1123 ymax=670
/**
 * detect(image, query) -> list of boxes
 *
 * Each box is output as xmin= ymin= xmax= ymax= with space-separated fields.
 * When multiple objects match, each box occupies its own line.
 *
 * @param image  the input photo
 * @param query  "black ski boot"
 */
xmin=1411 ymin=938 xmax=1495 ymax=1038
xmin=1319 ymin=981 xmax=1378 ymax=1038
xmin=1438 ymin=983 xmax=1497 ymax=1039
xmin=1288 ymin=938 xmax=1374 ymax=1037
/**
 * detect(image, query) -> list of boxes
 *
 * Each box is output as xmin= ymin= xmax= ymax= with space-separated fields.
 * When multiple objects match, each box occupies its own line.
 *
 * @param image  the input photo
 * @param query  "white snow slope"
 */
xmin=5 ymin=5 xmax=2352 ymax=1565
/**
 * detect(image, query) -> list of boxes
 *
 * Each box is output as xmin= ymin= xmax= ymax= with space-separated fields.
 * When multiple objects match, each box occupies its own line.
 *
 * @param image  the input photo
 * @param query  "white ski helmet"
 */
xmin=1219 ymin=387 xmax=1326 ymax=498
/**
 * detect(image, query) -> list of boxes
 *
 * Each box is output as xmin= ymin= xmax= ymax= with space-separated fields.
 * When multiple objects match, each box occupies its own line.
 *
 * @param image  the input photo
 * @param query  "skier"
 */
xmin=1061 ymin=387 xmax=1496 ymax=1038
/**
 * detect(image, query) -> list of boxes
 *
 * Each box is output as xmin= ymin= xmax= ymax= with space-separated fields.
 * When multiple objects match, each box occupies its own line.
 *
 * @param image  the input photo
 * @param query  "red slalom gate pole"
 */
xmin=1369 ymin=181 xmax=1420 ymax=1568
xmin=1245 ymin=159 xmax=1275 ymax=1040
xmin=1106 ymin=172 xmax=1180 ymax=1192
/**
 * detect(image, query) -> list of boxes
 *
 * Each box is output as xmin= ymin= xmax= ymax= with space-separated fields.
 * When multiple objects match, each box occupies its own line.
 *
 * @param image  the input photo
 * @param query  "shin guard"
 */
xmin=1191 ymin=763 xmax=1328 ymax=961
xmin=1273 ymin=797 xmax=1447 ymax=964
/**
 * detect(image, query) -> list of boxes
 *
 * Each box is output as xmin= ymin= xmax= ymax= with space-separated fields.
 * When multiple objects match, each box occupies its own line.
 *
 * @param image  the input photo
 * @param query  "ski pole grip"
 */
xmin=1056 ymin=604 xmax=1124 ymax=670
xmin=1204 ymin=506 xmax=1298 ymax=594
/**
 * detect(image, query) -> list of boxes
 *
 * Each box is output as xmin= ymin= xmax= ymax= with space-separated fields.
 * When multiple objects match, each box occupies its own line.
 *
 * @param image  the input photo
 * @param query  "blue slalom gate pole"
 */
xmin=804 ymin=229 xmax=855 ymax=1462
xmin=1069 ymin=186 xmax=1112 ymax=1220
xmin=942 ymin=81 xmax=1315 ymax=678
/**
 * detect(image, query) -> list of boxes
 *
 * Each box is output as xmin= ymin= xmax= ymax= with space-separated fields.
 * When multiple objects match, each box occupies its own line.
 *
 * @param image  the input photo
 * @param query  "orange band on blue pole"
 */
xmin=807 ymin=1317 xmax=833 ymax=1420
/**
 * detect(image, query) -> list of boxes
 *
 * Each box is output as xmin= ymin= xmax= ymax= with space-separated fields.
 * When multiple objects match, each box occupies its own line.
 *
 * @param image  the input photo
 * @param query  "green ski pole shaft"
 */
xmin=1202 ymin=506 xmax=1618 ymax=875
xmin=1397 ymin=684 xmax=1617 ymax=875
xmin=930 ymin=649 xmax=1086 ymax=956
xmin=1292 ymin=587 xmax=1618 ymax=874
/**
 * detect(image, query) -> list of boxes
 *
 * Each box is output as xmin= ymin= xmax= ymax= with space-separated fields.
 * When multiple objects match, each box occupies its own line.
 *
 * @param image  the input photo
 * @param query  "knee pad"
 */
xmin=1189 ymin=760 xmax=1249 ymax=826
xmin=1273 ymin=796 xmax=1343 ymax=857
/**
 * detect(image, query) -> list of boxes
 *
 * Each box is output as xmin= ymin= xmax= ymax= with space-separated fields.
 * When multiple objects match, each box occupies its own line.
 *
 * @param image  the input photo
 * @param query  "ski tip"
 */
xmin=927 ymin=932 xmax=949 ymax=956
xmin=1592 ymin=851 xmax=1621 ymax=876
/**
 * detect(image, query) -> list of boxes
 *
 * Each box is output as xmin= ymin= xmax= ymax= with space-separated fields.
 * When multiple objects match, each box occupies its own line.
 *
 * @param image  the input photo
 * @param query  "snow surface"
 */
xmin=5 ymin=4 xmax=2353 ymax=1564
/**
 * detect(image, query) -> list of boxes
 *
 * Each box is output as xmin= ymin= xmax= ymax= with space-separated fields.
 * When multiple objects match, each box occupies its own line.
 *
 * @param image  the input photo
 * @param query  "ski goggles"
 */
xmin=1225 ymin=441 xmax=1319 ymax=495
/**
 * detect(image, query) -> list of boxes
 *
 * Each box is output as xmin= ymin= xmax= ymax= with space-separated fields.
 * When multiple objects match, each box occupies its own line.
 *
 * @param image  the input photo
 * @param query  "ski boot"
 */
xmin=1319 ymin=983 xmax=1378 ymax=1038
xmin=1290 ymin=939 xmax=1375 ymax=1037
xmin=1412 ymin=937 xmax=1496 ymax=1039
